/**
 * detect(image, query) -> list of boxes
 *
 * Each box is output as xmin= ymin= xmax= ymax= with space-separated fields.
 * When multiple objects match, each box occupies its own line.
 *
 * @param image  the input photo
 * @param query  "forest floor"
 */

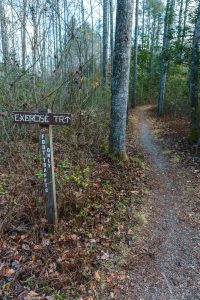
xmin=0 ymin=105 xmax=200 ymax=300
xmin=0 ymin=105 xmax=147 ymax=300
xmin=107 ymin=106 xmax=200 ymax=300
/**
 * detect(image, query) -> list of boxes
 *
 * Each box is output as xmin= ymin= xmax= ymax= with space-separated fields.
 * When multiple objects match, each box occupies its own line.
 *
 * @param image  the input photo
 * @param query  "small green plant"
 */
xmin=53 ymin=291 xmax=69 ymax=300
xmin=11 ymin=198 xmax=18 ymax=206
xmin=83 ymin=229 xmax=93 ymax=238
xmin=36 ymin=170 xmax=43 ymax=180
xmin=187 ymin=129 xmax=200 ymax=143
xmin=130 ymin=156 xmax=144 ymax=168
xmin=78 ymin=208 xmax=88 ymax=218
xmin=21 ymin=277 xmax=32 ymax=288
xmin=0 ymin=182 xmax=7 ymax=195
xmin=171 ymin=153 xmax=181 ymax=162
xmin=102 ymin=181 xmax=111 ymax=190
xmin=83 ymin=166 xmax=90 ymax=174
xmin=163 ymin=149 xmax=171 ymax=155
xmin=154 ymin=128 xmax=163 ymax=135
xmin=58 ymin=159 xmax=71 ymax=169
xmin=116 ymin=201 xmax=126 ymax=213
xmin=32 ymin=153 xmax=41 ymax=163
xmin=133 ymin=212 xmax=147 ymax=226
xmin=85 ymin=241 xmax=95 ymax=254
xmin=63 ymin=165 xmax=91 ymax=188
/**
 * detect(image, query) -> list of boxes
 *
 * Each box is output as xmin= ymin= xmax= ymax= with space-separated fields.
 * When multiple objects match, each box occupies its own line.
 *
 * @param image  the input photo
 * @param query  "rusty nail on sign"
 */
xmin=12 ymin=109 xmax=72 ymax=226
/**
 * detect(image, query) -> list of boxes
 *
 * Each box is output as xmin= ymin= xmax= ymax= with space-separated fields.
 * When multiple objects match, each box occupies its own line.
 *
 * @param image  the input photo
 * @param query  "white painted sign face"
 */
xmin=15 ymin=113 xmax=48 ymax=123
xmin=13 ymin=112 xmax=71 ymax=125
xmin=52 ymin=115 xmax=71 ymax=124
xmin=40 ymin=128 xmax=51 ymax=194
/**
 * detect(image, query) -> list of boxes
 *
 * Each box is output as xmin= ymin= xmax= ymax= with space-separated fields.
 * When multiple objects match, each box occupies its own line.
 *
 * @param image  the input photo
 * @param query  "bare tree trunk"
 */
xmin=0 ymin=0 xmax=9 ymax=76
xmin=157 ymin=0 xmax=174 ymax=115
xmin=64 ymin=0 xmax=69 ymax=74
xmin=31 ymin=0 xmax=43 ymax=106
xmin=189 ymin=2 xmax=200 ymax=138
xmin=90 ymin=0 xmax=94 ymax=76
xmin=56 ymin=0 xmax=62 ymax=79
xmin=148 ymin=15 xmax=156 ymax=100
xmin=41 ymin=9 xmax=47 ymax=91
xmin=149 ymin=16 xmax=156 ymax=74
xmin=181 ymin=0 xmax=189 ymax=47
xmin=98 ymin=3 xmax=102 ymax=71
xmin=109 ymin=0 xmax=134 ymax=159
xmin=21 ymin=0 xmax=27 ymax=72
xmin=52 ymin=5 xmax=57 ymax=70
xmin=140 ymin=0 xmax=145 ymax=102
xmin=102 ymin=0 xmax=108 ymax=90
xmin=142 ymin=0 xmax=145 ymax=50
xmin=110 ymin=0 xmax=114 ymax=73
xmin=156 ymin=15 xmax=161 ymax=49
xmin=177 ymin=0 xmax=184 ymax=42
xmin=10 ymin=0 xmax=15 ymax=61
xmin=131 ymin=0 xmax=139 ymax=108
xmin=81 ymin=0 xmax=88 ymax=65
xmin=147 ymin=7 xmax=151 ymax=51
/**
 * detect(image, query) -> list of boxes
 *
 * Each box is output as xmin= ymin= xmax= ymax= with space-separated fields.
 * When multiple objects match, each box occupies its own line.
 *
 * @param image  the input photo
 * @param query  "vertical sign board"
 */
xmin=40 ymin=122 xmax=57 ymax=226
xmin=13 ymin=109 xmax=72 ymax=226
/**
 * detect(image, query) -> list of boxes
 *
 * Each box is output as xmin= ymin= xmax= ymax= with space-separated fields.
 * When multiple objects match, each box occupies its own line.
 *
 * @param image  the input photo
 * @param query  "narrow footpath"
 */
xmin=117 ymin=106 xmax=200 ymax=300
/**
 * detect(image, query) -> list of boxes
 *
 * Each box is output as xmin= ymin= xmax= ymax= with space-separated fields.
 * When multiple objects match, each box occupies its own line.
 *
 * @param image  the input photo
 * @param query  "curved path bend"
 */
xmin=120 ymin=106 xmax=200 ymax=300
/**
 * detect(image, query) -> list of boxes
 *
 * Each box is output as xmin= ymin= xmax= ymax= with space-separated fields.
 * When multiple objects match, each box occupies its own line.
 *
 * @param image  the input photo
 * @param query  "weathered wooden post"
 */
xmin=39 ymin=109 xmax=57 ymax=226
xmin=12 ymin=110 xmax=71 ymax=226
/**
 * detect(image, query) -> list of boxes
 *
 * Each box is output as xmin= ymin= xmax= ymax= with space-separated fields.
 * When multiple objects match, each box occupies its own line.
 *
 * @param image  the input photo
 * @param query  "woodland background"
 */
xmin=0 ymin=0 xmax=199 ymax=125
xmin=0 ymin=0 xmax=200 ymax=299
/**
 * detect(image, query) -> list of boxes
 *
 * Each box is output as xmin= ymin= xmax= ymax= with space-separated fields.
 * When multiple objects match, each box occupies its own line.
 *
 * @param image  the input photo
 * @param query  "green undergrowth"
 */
xmin=0 ymin=112 xmax=148 ymax=299
xmin=187 ymin=129 xmax=200 ymax=143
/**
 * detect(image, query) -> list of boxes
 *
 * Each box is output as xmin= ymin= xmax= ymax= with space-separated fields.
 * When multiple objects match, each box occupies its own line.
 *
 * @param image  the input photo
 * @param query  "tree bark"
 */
xmin=177 ymin=0 xmax=184 ymax=42
xmin=131 ymin=0 xmax=139 ymax=108
xmin=149 ymin=16 xmax=156 ymax=74
xmin=21 ymin=0 xmax=27 ymax=72
xmin=109 ymin=0 xmax=134 ymax=159
xmin=110 ymin=0 xmax=114 ymax=73
xmin=0 ymin=0 xmax=9 ymax=76
xmin=181 ymin=0 xmax=189 ymax=47
xmin=157 ymin=0 xmax=174 ymax=115
xmin=189 ymin=2 xmax=200 ymax=136
xmin=142 ymin=0 xmax=145 ymax=50
xmin=31 ymin=3 xmax=38 ymax=105
xmin=102 ymin=0 xmax=108 ymax=90
xmin=90 ymin=0 xmax=94 ymax=76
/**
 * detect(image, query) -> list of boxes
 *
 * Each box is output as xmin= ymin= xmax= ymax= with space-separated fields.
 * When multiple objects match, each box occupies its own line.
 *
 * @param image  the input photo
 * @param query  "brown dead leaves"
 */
xmin=0 ymin=124 xmax=147 ymax=299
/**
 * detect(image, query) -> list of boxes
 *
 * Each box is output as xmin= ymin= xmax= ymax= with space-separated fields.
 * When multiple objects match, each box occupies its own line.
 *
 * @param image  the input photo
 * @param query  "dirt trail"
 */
xmin=119 ymin=106 xmax=200 ymax=300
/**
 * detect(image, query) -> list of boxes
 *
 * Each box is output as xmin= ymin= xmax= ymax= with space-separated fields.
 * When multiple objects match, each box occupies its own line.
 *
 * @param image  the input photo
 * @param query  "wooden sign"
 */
xmin=40 ymin=124 xmax=57 ymax=226
xmin=13 ymin=111 xmax=71 ymax=125
xmin=13 ymin=109 xmax=72 ymax=226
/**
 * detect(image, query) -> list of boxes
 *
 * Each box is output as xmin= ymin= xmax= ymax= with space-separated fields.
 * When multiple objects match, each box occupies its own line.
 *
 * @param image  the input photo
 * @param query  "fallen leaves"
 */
xmin=33 ymin=245 xmax=44 ymax=251
xmin=127 ymin=229 xmax=134 ymax=235
xmin=94 ymin=182 xmax=101 ymax=189
xmin=0 ymin=117 xmax=148 ymax=299
xmin=100 ymin=252 xmax=110 ymax=260
xmin=27 ymin=291 xmax=39 ymax=297
xmin=22 ymin=292 xmax=54 ymax=300
xmin=2 ymin=267 xmax=15 ymax=276
xmin=22 ymin=244 xmax=30 ymax=251
xmin=94 ymin=270 xmax=101 ymax=282
xmin=20 ymin=234 xmax=29 ymax=240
